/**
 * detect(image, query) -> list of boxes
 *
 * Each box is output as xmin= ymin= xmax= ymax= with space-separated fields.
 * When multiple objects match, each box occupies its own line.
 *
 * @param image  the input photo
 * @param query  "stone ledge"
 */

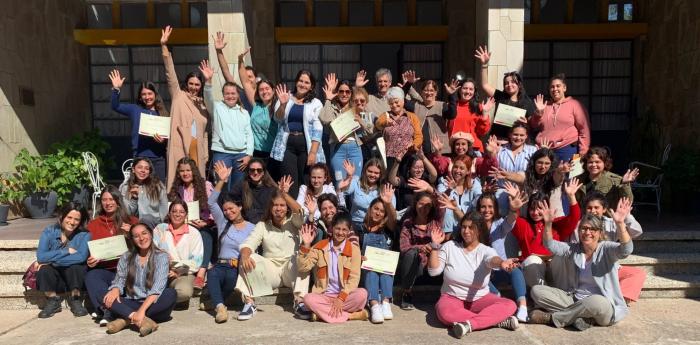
xmin=620 ymin=253 xmax=700 ymax=265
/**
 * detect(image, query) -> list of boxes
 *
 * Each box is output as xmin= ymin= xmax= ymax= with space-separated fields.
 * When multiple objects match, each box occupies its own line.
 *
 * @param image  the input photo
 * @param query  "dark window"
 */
xmin=190 ymin=2 xmax=208 ymax=28
xmin=278 ymin=0 xmax=307 ymax=27
xmin=120 ymin=3 xmax=148 ymax=28
xmin=87 ymin=4 xmax=112 ymax=29
xmin=156 ymin=3 xmax=181 ymax=28
xmin=315 ymin=0 xmax=340 ymax=27
xmin=348 ymin=0 xmax=374 ymax=26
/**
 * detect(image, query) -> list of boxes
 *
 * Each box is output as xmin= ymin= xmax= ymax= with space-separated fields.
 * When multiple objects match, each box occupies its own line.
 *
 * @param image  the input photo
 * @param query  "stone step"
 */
xmin=638 ymin=275 xmax=700 ymax=298
xmin=620 ymin=253 xmax=700 ymax=275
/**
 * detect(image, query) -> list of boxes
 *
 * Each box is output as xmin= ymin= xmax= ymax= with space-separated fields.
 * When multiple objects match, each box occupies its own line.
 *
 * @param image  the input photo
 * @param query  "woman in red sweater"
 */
xmin=449 ymin=78 xmax=494 ymax=153
xmin=511 ymin=178 xmax=582 ymax=287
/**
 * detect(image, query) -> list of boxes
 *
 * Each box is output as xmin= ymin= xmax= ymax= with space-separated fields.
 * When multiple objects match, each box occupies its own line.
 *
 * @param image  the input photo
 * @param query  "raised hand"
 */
xmin=380 ymin=183 xmax=395 ymax=204
xmin=199 ymin=60 xmax=214 ymax=82
xmin=564 ymin=177 xmax=582 ymax=197
xmin=437 ymin=193 xmax=457 ymax=210
xmin=485 ymin=134 xmax=500 ymax=155
xmin=430 ymin=227 xmax=445 ymax=245
xmin=534 ymin=94 xmax=546 ymax=114
xmin=489 ymin=166 xmax=507 ymax=181
xmin=408 ymin=178 xmax=432 ymax=193
xmin=160 ymin=25 xmax=172 ymax=45
xmin=500 ymin=258 xmax=520 ymax=272
xmin=481 ymin=96 xmax=496 ymax=113
xmin=343 ymin=159 xmax=356 ymax=177
xmin=539 ymin=137 xmax=553 ymax=149
xmin=505 ymin=182 xmax=528 ymax=212
xmin=503 ymin=181 xmax=520 ymax=198
xmin=402 ymin=70 xmax=420 ymax=85
xmin=109 ymin=70 xmax=126 ymax=89
xmin=355 ymin=70 xmax=368 ymax=88
xmin=278 ymin=175 xmax=294 ymax=194
xmin=622 ymin=168 xmax=640 ymax=184
xmin=214 ymin=31 xmax=227 ymax=50
xmin=474 ymin=45 xmax=491 ymax=65
xmin=305 ymin=194 xmax=317 ymax=217
xmin=611 ymin=197 xmax=633 ymax=224
xmin=213 ymin=160 xmax=232 ymax=182
xmin=238 ymin=47 xmax=251 ymax=62
xmin=444 ymin=78 xmax=459 ymax=95
xmin=300 ymin=223 xmax=317 ymax=247
xmin=482 ymin=179 xmax=499 ymax=194
xmin=323 ymin=73 xmax=339 ymax=101
xmin=275 ymin=83 xmax=290 ymax=104
xmin=444 ymin=175 xmax=457 ymax=190
xmin=431 ymin=134 xmax=444 ymax=153
xmin=539 ymin=200 xmax=555 ymax=225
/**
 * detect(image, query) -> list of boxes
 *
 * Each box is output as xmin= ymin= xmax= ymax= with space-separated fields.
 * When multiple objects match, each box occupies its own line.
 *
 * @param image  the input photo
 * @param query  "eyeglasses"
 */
xmin=338 ymin=89 xmax=351 ymax=95
xmin=579 ymin=226 xmax=600 ymax=233
xmin=353 ymin=99 xmax=366 ymax=104
xmin=248 ymin=168 xmax=264 ymax=174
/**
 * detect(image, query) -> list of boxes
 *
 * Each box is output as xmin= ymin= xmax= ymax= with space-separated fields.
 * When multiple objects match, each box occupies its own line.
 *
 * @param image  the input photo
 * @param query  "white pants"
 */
xmin=234 ymin=253 xmax=310 ymax=302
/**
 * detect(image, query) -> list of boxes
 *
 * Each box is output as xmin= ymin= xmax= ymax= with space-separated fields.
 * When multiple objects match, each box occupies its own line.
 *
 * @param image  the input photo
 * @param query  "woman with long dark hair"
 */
xmin=273 ymin=69 xmax=325 ymax=198
xmin=161 ymin=25 xmax=210 ymax=188
xmin=109 ymin=70 xmax=169 ymax=181
xmin=338 ymin=158 xmax=396 ymax=234
xmin=35 ymin=203 xmax=91 ymax=318
xmin=229 ymin=158 xmax=278 ymax=224
xmin=120 ymin=157 xmax=168 ymax=228
xmin=103 ymin=223 xmax=176 ymax=336
xmin=523 ymin=147 xmax=568 ymax=217
xmin=448 ymin=78 xmax=494 ymax=152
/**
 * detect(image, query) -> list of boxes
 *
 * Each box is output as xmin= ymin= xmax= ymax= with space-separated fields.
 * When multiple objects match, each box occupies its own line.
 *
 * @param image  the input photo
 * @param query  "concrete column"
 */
xmin=207 ymin=0 xmax=250 ymax=100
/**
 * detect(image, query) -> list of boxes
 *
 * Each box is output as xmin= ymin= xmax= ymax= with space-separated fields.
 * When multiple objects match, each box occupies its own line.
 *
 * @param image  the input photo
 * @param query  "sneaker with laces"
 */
xmin=215 ymin=304 xmax=229 ymax=323
xmin=572 ymin=317 xmax=592 ymax=331
xmin=237 ymin=303 xmax=257 ymax=321
xmin=68 ymin=296 xmax=88 ymax=317
xmin=529 ymin=309 xmax=552 ymax=325
xmin=452 ymin=321 xmax=472 ymax=339
xmin=193 ymin=276 xmax=206 ymax=290
xmin=370 ymin=304 xmax=384 ymax=324
xmin=294 ymin=302 xmax=312 ymax=320
xmin=38 ymin=296 xmax=62 ymax=319
xmin=381 ymin=301 xmax=393 ymax=320
xmin=400 ymin=292 xmax=415 ymax=310
xmin=497 ymin=316 xmax=519 ymax=330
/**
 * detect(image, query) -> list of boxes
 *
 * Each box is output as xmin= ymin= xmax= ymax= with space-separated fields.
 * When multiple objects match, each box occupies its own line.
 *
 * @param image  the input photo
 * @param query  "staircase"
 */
xmin=1 ymin=230 xmax=698 ymax=310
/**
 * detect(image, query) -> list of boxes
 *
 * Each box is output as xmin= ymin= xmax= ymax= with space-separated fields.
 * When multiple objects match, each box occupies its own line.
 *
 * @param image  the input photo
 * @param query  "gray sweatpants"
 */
xmin=531 ymin=285 xmax=614 ymax=328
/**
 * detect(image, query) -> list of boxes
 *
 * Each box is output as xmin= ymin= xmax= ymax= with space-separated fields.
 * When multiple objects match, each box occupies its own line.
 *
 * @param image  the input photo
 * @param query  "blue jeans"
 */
xmin=362 ymin=232 xmax=394 ymax=302
xmin=85 ymin=268 xmax=116 ymax=311
xmin=207 ymin=264 xmax=239 ymax=307
xmin=331 ymin=141 xmax=363 ymax=185
xmin=490 ymin=267 xmax=527 ymax=302
xmin=108 ymin=288 xmax=176 ymax=323
xmin=198 ymin=225 xmax=217 ymax=268
xmin=554 ymin=144 xmax=577 ymax=163
xmin=211 ymin=151 xmax=247 ymax=192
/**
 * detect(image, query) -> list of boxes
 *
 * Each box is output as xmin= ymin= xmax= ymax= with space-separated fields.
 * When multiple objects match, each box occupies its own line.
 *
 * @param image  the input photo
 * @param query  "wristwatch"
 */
xmin=430 ymin=242 xmax=442 ymax=250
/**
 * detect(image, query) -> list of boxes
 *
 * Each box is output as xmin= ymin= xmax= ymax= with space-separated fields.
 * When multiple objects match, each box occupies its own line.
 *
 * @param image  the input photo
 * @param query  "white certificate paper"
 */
xmin=376 ymin=138 xmax=387 ymax=168
xmin=88 ymin=236 xmax=128 ymax=261
xmin=242 ymin=257 xmax=274 ymax=297
xmin=569 ymin=155 xmax=584 ymax=177
xmin=138 ymin=113 xmax=171 ymax=138
xmin=494 ymin=104 xmax=526 ymax=127
xmin=330 ymin=111 xmax=361 ymax=142
xmin=361 ymin=247 xmax=400 ymax=275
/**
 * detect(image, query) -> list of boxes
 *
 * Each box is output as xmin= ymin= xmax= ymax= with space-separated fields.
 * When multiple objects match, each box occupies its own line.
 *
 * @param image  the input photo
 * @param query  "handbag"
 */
xmin=22 ymin=261 xmax=39 ymax=290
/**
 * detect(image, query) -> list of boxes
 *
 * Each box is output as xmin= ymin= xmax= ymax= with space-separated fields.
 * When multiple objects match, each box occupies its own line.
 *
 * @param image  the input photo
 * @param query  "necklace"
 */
xmin=102 ymin=217 xmax=117 ymax=236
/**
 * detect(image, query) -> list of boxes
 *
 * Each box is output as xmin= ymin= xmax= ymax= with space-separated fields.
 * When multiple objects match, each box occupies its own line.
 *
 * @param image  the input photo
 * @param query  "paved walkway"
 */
xmin=1 ymin=299 xmax=698 ymax=344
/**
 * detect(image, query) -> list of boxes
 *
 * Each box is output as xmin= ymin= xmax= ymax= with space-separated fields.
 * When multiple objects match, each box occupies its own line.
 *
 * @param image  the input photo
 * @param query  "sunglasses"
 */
xmin=338 ymin=89 xmax=351 ymax=95
xmin=248 ymin=168 xmax=264 ymax=174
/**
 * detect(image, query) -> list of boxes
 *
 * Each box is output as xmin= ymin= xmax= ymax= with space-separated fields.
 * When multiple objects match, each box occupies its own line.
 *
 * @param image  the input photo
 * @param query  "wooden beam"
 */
xmin=146 ymin=0 xmax=155 ymax=28
xmin=566 ymin=0 xmax=575 ymax=24
xmin=524 ymin=23 xmax=648 ymax=40
xmin=408 ymin=0 xmax=417 ymax=26
xmin=340 ymin=0 xmax=349 ymax=26
xmin=181 ymin=0 xmax=190 ymax=27
xmin=597 ymin=0 xmax=608 ymax=22
xmin=112 ymin=0 xmax=121 ymax=29
xmin=374 ymin=0 xmax=383 ymax=26
xmin=73 ymin=28 xmax=208 ymax=45
xmin=306 ymin=0 xmax=314 ymax=26
xmin=531 ymin=0 xmax=541 ymax=24
xmin=275 ymin=26 xmax=448 ymax=43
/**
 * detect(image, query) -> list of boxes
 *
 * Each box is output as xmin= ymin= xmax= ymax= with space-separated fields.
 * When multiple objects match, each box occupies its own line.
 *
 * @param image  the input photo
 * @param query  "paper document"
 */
xmin=88 ymin=236 xmax=128 ymax=261
xmin=242 ymin=258 xmax=274 ymax=297
xmin=138 ymin=113 xmax=171 ymax=138
xmin=361 ymin=247 xmax=400 ymax=275
xmin=494 ymin=104 xmax=526 ymax=127
xmin=569 ymin=154 xmax=584 ymax=178
xmin=330 ymin=111 xmax=361 ymax=142
xmin=376 ymin=138 xmax=387 ymax=168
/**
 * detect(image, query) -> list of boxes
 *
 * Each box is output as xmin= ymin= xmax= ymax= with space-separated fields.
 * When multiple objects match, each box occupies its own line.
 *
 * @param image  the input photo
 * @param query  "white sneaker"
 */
xmin=452 ymin=321 xmax=472 ymax=339
xmin=370 ymin=304 xmax=384 ymax=324
xmin=381 ymin=301 xmax=393 ymax=320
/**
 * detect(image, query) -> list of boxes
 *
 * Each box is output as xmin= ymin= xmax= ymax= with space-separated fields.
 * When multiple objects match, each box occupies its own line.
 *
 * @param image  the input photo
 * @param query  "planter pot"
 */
xmin=23 ymin=191 xmax=58 ymax=219
xmin=70 ymin=186 xmax=90 ymax=207
xmin=0 ymin=204 xmax=9 ymax=226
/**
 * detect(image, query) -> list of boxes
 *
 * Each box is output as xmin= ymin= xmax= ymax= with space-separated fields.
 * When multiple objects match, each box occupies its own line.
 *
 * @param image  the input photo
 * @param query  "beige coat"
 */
xmin=163 ymin=51 xmax=209 ymax=189
xmin=297 ymin=239 xmax=361 ymax=301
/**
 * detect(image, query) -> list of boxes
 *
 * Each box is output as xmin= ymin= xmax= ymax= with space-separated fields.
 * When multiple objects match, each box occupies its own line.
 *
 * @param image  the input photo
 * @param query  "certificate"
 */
xmin=361 ymin=247 xmax=400 ymax=275
xmin=569 ymin=154 xmax=584 ymax=177
xmin=241 ymin=257 xmax=273 ymax=297
xmin=376 ymin=138 xmax=387 ymax=168
xmin=88 ymin=236 xmax=128 ymax=261
xmin=330 ymin=110 xmax=361 ymax=142
xmin=494 ymin=104 xmax=526 ymax=127
xmin=138 ymin=113 xmax=171 ymax=138
xmin=168 ymin=201 xmax=200 ymax=221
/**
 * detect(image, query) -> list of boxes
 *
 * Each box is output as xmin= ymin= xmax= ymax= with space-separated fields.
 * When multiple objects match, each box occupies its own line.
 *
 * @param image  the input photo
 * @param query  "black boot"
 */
xmin=68 ymin=295 xmax=88 ymax=317
xmin=38 ymin=296 xmax=62 ymax=318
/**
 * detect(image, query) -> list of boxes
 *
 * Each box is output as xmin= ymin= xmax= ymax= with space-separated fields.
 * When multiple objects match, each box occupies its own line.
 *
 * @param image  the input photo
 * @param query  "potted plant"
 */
xmin=0 ymin=174 xmax=24 ymax=226
xmin=12 ymin=149 xmax=59 ymax=219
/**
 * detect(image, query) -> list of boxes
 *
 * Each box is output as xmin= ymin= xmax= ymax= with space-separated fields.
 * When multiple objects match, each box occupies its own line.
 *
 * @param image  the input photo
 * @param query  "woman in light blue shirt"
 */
xmin=490 ymin=123 xmax=537 ymax=215
xmin=436 ymin=155 xmax=482 ymax=235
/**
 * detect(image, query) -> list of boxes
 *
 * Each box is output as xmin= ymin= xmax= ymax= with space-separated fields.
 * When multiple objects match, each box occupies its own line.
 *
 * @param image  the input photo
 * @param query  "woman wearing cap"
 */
xmin=374 ymin=86 xmax=423 ymax=171
xmin=429 ymin=132 xmax=500 ymax=181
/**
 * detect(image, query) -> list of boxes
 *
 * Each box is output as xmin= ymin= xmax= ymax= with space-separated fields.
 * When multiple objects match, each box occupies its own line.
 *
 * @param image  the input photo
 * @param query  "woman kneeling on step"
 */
xmin=103 ymin=223 xmax=176 ymax=336
xmin=298 ymin=213 xmax=368 ymax=323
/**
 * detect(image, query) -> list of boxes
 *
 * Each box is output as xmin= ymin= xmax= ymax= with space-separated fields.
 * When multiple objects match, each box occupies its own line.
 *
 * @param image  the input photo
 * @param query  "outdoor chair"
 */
xmin=628 ymin=144 xmax=671 ymax=217
xmin=82 ymin=152 xmax=105 ymax=218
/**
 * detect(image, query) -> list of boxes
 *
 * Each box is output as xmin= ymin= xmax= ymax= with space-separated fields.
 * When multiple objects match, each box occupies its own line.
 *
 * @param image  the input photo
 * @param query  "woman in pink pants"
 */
xmin=428 ymin=212 xmax=520 ymax=338
xmin=298 ymin=213 xmax=368 ymax=323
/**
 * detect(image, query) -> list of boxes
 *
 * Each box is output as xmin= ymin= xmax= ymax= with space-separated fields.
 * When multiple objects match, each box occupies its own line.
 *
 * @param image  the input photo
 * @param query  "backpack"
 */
xmin=22 ymin=261 xmax=39 ymax=290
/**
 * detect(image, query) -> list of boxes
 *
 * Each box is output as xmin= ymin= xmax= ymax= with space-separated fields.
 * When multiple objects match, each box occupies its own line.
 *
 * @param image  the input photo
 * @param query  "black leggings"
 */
xmin=281 ymin=134 xmax=308 ymax=198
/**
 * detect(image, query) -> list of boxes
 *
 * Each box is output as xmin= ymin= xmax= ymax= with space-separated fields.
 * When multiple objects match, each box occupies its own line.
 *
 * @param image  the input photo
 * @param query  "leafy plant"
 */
xmin=51 ymin=128 xmax=113 ymax=172
xmin=0 ymin=173 xmax=24 ymax=205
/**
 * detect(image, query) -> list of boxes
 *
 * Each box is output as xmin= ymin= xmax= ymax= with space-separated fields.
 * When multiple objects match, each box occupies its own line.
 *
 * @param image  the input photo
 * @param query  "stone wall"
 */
xmin=0 ymin=0 xmax=91 ymax=172
xmin=483 ymin=0 xmax=525 ymax=91
xmin=642 ymin=0 xmax=700 ymax=150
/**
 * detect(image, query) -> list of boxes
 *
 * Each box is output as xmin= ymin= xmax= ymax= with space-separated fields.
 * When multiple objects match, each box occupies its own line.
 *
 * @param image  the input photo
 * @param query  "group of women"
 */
xmin=32 ymin=30 xmax=646 ymax=337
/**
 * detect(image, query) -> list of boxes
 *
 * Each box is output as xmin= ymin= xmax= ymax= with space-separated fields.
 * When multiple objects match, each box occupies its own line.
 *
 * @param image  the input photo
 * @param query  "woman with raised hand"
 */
xmin=320 ymin=73 xmax=373 ymax=188
xmin=475 ymin=45 xmax=536 ymax=139
xmin=489 ymin=123 xmax=538 ymax=214
xmin=436 ymin=154 xmax=483 ymax=235
xmin=429 ymin=132 xmax=500 ymax=181
xmin=374 ymin=86 xmax=423 ymax=171
xmin=35 ymin=203 xmax=91 ymax=319
xmin=388 ymin=150 xmax=438 ymax=210
xmin=511 ymin=179 xmax=582 ymax=287
xmin=477 ymin=184 xmax=529 ymax=322
xmin=530 ymin=74 xmax=591 ymax=162
xmin=152 ymin=200 xmax=204 ymax=307
xmin=161 ymin=25 xmax=210 ymax=188
xmin=119 ymin=157 xmax=168 ymax=229
xmin=399 ymin=70 xmax=458 ymax=154
xmin=447 ymin=78 xmax=494 ymax=153
xmin=576 ymin=147 xmax=638 ymax=210
xmin=522 ymin=147 xmax=569 ymax=217
xmin=167 ymin=157 xmax=213 ymax=289
xmin=429 ymin=212 xmax=520 ymax=338
xmin=103 ymin=223 xmax=176 ymax=336
xmin=298 ymin=214 xmax=369 ymax=323
xmin=204 ymin=161 xmax=255 ymax=323
xmin=337 ymin=158 xmax=396 ymax=235
xmin=529 ymin=200 xmax=633 ymax=331
xmin=108 ymin=70 xmax=169 ymax=181
xmin=358 ymin=198 xmax=397 ymax=324
xmin=296 ymin=163 xmax=338 ymax=221
xmin=229 ymin=158 xmax=279 ymax=224
xmin=85 ymin=186 xmax=139 ymax=326
xmin=273 ymin=70 xmax=325 ymax=198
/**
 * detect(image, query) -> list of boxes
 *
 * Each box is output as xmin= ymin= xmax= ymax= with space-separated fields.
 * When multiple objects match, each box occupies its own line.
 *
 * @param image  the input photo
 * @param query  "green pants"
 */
xmin=531 ymin=285 xmax=614 ymax=328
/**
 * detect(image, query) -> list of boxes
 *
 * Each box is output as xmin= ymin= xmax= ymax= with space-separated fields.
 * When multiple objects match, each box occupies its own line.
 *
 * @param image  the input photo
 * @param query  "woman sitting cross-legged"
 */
xmin=529 ymin=199 xmax=634 ymax=331
xmin=103 ymin=223 xmax=177 ymax=336
xmin=429 ymin=212 xmax=520 ymax=338
xmin=298 ymin=213 xmax=369 ymax=323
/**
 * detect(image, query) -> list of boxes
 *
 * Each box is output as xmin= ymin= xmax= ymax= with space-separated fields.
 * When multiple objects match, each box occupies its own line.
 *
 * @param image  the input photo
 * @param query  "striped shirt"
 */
xmin=109 ymin=250 xmax=170 ymax=300
xmin=496 ymin=144 xmax=537 ymax=187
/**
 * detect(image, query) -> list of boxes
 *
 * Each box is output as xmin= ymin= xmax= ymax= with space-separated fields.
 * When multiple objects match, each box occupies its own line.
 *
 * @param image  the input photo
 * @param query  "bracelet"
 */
xmin=481 ymin=64 xmax=489 ymax=68
xmin=430 ymin=242 xmax=442 ymax=250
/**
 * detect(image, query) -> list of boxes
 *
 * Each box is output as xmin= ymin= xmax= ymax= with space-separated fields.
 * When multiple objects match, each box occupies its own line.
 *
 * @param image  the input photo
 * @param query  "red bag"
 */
xmin=22 ymin=262 xmax=39 ymax=290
